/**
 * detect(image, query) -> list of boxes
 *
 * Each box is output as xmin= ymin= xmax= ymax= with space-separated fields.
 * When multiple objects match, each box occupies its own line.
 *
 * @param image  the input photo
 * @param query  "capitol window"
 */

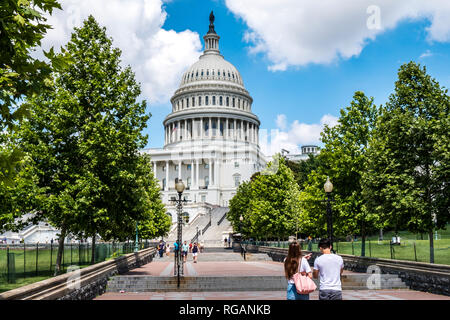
xmin=201 ymin=70 xmax=204 ymax=76
xmin=207 ymin=70 xmax=209 ymax=76
xmin=204 ymin=163 xmax=209 ymax=169
xmin=205 ymin=176 xmax=209 ymax=186
xmin=226 ymin=97 xmax=229 ymax=106
xmin=218 ymin=70 xmax=220 ymax=76
xmin=233 ymin=174 xmax=241 ymax=187
xmin=232 ymin=97 xmax=235 ymax=107
xmin=192 ymin=97 xmax=195 ymax=107
xmin=206 ymin=96 xmax=209 ymax=105
xmin=212 ymin=96 xmax=216 ymax=105
xmin=199 ymin=96 xmax=202 ymax=105
xmin=234 ymin=161 xmax=239 ymax=168
xmin=186 ymin=98 xmax=189 ymax=108
xmin=219 ymin=96 xmax=223 ymax=105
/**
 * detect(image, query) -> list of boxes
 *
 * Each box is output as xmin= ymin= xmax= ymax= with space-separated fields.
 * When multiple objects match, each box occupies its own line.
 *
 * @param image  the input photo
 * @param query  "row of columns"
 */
xmin=165 ymin=117 xmax=259 ymax=145
xmin=153 ymin=159 xmax=220 ymax=191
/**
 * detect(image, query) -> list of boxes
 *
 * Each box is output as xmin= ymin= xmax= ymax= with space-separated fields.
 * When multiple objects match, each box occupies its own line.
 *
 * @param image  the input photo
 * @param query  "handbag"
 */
xmin=293 ymin=272 xmax=317 ymax=294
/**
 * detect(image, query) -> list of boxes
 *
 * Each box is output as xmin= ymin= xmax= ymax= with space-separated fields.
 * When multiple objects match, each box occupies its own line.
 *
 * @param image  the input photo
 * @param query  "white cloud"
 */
xmin=225 ymin=0 xmax=450 ymax=71
xmin=419 ymin=49 xmax=433 ymax=59
xmin=39 ymin=0 xmax=202 ymax=104
xmin=275 ymin=114 xmax=287 ymax=130
xmin=260 ymin=114 xmax=339 ymax=156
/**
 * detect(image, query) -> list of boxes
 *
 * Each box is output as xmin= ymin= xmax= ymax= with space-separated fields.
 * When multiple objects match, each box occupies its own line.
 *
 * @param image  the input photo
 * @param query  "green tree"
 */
xmin=362 ymin=62 xmax=450 ymax=263
xmin=228 ymin=155 xmax=302 ymax=240
xmin=285 ymin=153 xmax=321 ymax=189
xmin=0 ymin=0 xmax=69 ymax=183
xmin=19 ymin=16 xmax=166 ymax=273
xmin=299 ymin=92 xmax=379 ymax=255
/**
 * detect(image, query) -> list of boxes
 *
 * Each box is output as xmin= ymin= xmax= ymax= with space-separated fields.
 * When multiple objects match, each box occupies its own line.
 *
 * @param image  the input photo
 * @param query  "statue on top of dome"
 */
xmin=208 ymin=11 xmax=216 ymax=34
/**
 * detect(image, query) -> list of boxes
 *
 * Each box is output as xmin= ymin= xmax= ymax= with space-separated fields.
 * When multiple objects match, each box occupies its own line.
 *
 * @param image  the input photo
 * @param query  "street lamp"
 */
xmin=239 ymin=215 xmax=246 ymax=260
xmin=170 ymin=178 xmax=188 ymax=288
xmin=134 ymin=221 xmax=139 ymax=252
xmin=324 ymin=176 xmax=335 ymax=253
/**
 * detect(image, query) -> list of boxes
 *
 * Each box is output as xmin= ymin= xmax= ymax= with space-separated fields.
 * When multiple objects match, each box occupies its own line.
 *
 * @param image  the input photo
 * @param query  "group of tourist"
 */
xmin=284 ymin=238 xmax=344 ymax=300
xmin=157 ymin=240 xmax=204 ymax=263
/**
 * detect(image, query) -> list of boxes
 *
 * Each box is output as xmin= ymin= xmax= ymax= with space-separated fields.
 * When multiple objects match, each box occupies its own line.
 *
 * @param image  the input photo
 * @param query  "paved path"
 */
xmin=95 ymin=252 xmax=450 ymax=300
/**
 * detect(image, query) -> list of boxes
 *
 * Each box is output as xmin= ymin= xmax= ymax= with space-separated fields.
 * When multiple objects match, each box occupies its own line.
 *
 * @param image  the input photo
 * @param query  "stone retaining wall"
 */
xmin=0 ymin=247 xmax=156 ymax=300
xmin=239 ymin=243 xmax=450 ymax=296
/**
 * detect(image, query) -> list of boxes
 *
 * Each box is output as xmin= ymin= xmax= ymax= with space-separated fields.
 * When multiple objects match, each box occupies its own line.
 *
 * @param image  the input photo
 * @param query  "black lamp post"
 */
xmin=171 ymin=178 xmax=187 ymax=288
xmin=239 ymin=215 xmax=246 ymax=260
xmin=324 ymin=176 xmax=335 ymax=253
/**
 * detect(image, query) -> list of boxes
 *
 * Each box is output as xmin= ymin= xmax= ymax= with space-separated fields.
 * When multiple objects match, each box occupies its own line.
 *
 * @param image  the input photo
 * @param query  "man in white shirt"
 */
xmin=313 ymin=238 xmax=344 ymax=300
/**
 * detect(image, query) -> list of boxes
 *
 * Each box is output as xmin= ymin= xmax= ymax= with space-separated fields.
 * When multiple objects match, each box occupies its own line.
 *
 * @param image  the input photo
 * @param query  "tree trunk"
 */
xmin=54 ymin=225 xmax=67 ymax=276
xmin=91 ymin=233 xmax=96 ymax=265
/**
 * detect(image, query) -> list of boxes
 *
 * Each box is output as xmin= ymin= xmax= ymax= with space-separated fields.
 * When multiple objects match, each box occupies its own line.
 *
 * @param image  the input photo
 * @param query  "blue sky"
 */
xmin=41 ymin=0 xmax=450 ymax=153
xmin=143 ymin=0 xmax=450 ymax=152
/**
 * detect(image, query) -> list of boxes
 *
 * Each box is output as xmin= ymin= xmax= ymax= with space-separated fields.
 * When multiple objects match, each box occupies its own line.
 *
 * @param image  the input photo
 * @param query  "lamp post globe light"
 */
xmin=324 ymin=176 xmax=334 ymax=253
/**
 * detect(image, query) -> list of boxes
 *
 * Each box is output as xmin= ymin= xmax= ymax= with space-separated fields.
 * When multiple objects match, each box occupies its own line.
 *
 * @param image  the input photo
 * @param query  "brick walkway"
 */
xmin=95 ymin=252 xmax=450 ymax=300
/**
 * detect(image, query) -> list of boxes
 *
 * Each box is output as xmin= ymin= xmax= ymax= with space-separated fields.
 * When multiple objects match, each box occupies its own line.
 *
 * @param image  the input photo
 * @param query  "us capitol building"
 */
xmin=142 ymin=13 xmax=266 ymax=234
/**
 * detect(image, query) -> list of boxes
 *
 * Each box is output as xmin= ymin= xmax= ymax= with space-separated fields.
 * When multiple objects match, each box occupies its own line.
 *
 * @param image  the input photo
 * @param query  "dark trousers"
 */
xmin=319 ymin=290 xmax=342 ymax=300
xmin=159 ymin=249 xmax=164 ymax=257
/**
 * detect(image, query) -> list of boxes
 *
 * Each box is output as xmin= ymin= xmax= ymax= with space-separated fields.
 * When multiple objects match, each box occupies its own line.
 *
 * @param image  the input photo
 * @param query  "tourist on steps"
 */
xmin=158 ymin=240 xmax=165 ymax=258
xmin=192 ymin=242 xmax=199 ymax=263
xmin=165 ymin=243 xmax=170 ymax=257
xmin=284 ymin=241 xmax=312 ymax=300
xmin=313 ymin=238 xmax=344 ymax=300
xmin=182 ymin=241 xmax=189 ymax=263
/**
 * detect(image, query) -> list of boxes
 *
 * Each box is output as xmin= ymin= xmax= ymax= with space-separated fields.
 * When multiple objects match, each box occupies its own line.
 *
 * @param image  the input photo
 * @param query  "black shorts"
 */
xmin=182 ymin=251 xmax=188 ymax=256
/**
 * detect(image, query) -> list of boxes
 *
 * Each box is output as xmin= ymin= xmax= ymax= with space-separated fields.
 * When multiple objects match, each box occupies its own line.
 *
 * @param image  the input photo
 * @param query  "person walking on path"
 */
xmin=313 ymin=238 xmax=344 ymax=300
xmin=192 ymin=242 xmax=199 ymax=263
xmin=182 ymin=241 xmax=189 ymax=263
xmin=189 ymin=242 xmax=193 ymax=253
xmin=227 ymin=237 xmax=231 ymax=248
xmin=158 ymin=240 xmax=165 ymax=258
xmin=284 ymin=241 xmax=312 ymax=300
xmin=199 ymin=240 xmax=205 ymax=253
xmin=173 ymin=241 xmax=179 ymax=260
xmin=165 ymin=244 xmax=170 ymax=257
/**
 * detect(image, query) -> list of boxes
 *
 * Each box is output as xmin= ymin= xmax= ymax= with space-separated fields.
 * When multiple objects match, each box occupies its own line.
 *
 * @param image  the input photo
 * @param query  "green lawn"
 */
xmin=0 ymin=243 xmax=136 ymax=293
xmin=333 ymin=239 xmax=450 ymax=265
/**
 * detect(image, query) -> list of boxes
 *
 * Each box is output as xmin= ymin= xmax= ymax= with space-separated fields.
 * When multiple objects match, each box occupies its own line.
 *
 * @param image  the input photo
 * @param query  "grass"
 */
xmin=0 ymin=243 xmax=137 ymax=293
xmin=333 ymin=239 xmax=450 ymax=265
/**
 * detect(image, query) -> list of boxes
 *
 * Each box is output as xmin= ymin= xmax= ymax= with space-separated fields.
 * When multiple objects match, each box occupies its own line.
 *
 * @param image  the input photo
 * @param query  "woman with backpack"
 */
xmin=284 ymin=241 xmax=313 ymax=300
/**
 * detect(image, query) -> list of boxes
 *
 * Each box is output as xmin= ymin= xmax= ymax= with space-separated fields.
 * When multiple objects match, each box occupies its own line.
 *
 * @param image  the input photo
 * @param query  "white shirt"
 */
xmin=313 ymin=253 xmax=344 ymax=291
xmin=287 ymin=257 xmax=312 ymax=284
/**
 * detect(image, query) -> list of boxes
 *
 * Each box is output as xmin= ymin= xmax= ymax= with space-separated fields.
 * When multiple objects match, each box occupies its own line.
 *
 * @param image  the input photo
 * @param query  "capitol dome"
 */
xmin=143 ymin=11 xmax=266 ymax=221
xmin=164 ymin=11 xmax=258 ymax=148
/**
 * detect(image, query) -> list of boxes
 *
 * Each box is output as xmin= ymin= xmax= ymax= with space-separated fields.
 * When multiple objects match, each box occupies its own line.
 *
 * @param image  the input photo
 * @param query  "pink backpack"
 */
xmin=293 ymin=272 xmax=317 ymax=294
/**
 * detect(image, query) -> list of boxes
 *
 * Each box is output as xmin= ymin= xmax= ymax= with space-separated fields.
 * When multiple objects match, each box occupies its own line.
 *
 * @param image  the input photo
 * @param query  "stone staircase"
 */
xmin=106 ymin=270 xmax=407 ymax=293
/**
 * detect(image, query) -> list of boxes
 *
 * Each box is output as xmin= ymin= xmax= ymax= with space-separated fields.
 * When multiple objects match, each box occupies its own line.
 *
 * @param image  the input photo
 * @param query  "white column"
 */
xmin=178 ymin=161 xmax=182 ymax=180
xmin=234 ymin=119 xmax=237 ymax=139
xmin=165 ymin=160 xmax=169 ymax=191
xmin=246 ymin=121 xmax=249 ymax=141
xmin=240 ymin=120 xmax=244 ymax=140
xmin=200 ymin=118 xmax=203 ymax=139
xmin=209 ymin=117 xmax=212 ymax=137
xmin=184 ymin=119 xmax=187 ymax=140
xmin=214 ymin=159 xmax=219 ymax=187
xmin=196 ymin=159 xmax=200 ymax=188
xmin=191 ymin=160 xmax=194 ymax=189
xmin=226 ymin=118 xmax=229 ymax=138
xmin=208 ymin=159 xmax=212 ymax=187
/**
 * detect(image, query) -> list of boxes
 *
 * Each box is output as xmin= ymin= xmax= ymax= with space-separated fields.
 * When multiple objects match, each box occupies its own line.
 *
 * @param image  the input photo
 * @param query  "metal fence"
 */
xmin=0 ymin=241 xmax=152 ymax=286
xmin=244 ymin=238 xmax=450 ymax=265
